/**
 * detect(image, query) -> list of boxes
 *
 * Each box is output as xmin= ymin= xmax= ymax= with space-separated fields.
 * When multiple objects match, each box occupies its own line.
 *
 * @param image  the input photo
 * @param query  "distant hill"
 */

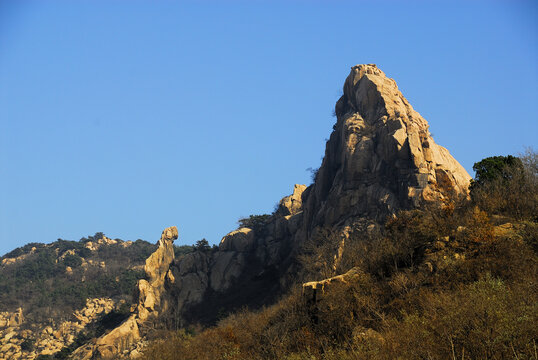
xmin=0 ymin=234 xmax=158 ymax=359
xmin=0 ymin=234 xmax=157 ymax=315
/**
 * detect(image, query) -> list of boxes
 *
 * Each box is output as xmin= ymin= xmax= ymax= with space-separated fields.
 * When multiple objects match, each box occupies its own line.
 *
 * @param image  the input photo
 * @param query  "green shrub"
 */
xmin=62 ymin=254 xmax=82 ymax=268
xmin=194 ymin=239 xmax=211 ymax=252
xmin=20 ymin=338 xmax=35 ymax=351
xmin=470 ymin=152 xmax=537 ymax=220
xmin=237 ymin=214 xmax=271 ymax=235
xmin=470 ymin=155 xmax=522 ymax=190
xmin=174 ymin=245 xmax=195 ymax=258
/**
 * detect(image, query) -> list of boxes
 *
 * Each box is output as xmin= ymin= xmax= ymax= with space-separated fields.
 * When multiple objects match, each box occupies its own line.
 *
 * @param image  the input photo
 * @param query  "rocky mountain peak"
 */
xmin=64 ymin=65 xmax=474 ymax=359
xmin=339 ymin=64 xmax=426 ymax=125
xmin=305 ymin=64 xmax=471 ymax=229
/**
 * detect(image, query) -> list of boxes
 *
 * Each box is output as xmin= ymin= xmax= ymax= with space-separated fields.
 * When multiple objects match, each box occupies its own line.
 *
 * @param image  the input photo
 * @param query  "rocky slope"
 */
xmin=2 ymin=64 xmax=473 ymax=359
xmin=69 ymin=227 xmax=179 ymax=359
xmin=162 ymin=64 xmax=471 ymax=327
xmin=0 ymin=235 xmax=156 ymax=359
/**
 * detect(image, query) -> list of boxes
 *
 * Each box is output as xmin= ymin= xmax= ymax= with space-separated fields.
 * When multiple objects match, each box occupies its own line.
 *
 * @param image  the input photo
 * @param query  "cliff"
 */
xmin=163 ymin=64 xmax=471 ymax=327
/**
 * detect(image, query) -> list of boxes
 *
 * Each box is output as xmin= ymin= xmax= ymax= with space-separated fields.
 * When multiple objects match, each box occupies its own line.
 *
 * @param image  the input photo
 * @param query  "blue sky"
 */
xmin=1 ymin=0 xmax=537 ymax=255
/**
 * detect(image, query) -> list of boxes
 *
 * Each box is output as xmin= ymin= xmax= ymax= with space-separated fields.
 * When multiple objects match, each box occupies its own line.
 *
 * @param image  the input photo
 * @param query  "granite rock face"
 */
xmin=163 ymin=64 xmax=471 ymax=326
xmin=219 ymin=228 xmax=255 ymax=252
xmin=137 ymin=226 xmax=178 ymax=321
xmin=303 ymin=64 xmax=471 ymax=231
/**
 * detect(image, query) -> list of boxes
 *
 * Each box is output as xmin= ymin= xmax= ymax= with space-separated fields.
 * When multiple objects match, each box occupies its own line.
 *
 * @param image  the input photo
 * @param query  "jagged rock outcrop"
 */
xmin=277 ymin=184 xmax=307 ymax=216
xmin=70 ymin=227 xmax=178 ymax=359
xmin=164 ymin=184 xmax=311 ymax=323
xmin=1 ymin=248 xmax=36 ymax=266
xmin=137 ymin=226 xmax=178 ymax=321
xmin=84 ymin=235 xmax=130 ymax=251
xmin=163 ymin=64 xmax=470 ymax=326
xmin=74 ymin=64 xmax=472 ymax=357
xmin=303 ymin=64 xmax=471 ymax=231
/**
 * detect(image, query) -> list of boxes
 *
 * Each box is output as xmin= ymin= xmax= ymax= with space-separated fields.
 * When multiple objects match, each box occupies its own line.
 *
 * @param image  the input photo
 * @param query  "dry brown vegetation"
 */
xmin=141 ymin=153 xmax=538 ymax=360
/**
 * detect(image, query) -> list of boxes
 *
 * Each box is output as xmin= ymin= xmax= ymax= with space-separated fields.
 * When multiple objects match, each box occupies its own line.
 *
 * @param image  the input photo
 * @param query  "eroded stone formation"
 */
xmin=163 ymin=64 xmax=471 ymax=326
xmin=303 ymin=64 xmax=470 ymax=231
xmin=70 ymin=227 xmax=178 ymax=359
xmin=137 ymin=226 xmax=178 ymax=322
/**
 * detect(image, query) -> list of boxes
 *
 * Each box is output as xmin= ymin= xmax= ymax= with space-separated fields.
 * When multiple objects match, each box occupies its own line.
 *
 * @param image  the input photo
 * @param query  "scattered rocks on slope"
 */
xmin=0 ymin=298 xmax=115 ymax=360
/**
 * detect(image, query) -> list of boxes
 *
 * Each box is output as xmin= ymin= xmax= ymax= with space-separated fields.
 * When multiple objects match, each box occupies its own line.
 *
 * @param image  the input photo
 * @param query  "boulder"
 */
xmin=219 ymin=228 xmax=255 ymax=252
xmin=8 ymin=308 xmax=23 ymax=327
xmin=94 ymin=315 xmax=140 ymax=357
xmin=277 ymin=184 xmax=307 ymax=216
xmin=3 ymin=330 xmax=16 ymax=341
xmin=70 ymin=315 xmax=140 ymax=360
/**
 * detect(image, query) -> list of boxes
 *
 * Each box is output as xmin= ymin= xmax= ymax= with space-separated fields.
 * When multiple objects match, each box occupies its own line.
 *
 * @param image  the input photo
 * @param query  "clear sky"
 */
xmin=1 ymin=0 xmax=537 ymax=256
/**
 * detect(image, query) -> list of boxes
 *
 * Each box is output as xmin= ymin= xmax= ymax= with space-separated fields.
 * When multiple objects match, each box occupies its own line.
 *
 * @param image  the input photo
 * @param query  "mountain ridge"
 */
xmin=1 ymin=64 xmax=479 ymax=359
xmin=75 ymin=63 xmax=473 ymax=358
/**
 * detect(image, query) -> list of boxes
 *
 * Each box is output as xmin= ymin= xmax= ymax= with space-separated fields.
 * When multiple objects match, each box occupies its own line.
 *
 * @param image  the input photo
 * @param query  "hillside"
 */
xmin=144 ymin=202 xmax=537 ymax=359
xmin=1 ymin=64 xmax=536 ymax=360
xmin=0 ymin=234 xmax=157 ymax=359
xmin=136 ymin=65 xmax=537 ymax=359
